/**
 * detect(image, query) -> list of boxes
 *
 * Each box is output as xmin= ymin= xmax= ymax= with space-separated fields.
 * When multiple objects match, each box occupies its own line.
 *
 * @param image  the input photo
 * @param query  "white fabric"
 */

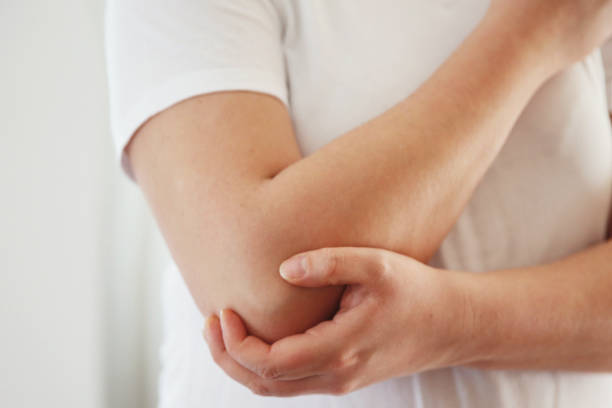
xmin=603 ymin=40 xmax=612 ymax=111
xmin=105 ymin=1 xmax=612 ymax=407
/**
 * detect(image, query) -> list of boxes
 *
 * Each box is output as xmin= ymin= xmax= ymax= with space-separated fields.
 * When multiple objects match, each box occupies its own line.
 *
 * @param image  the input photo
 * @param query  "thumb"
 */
xmin=279 ymin=247 xmax=388 ymax=287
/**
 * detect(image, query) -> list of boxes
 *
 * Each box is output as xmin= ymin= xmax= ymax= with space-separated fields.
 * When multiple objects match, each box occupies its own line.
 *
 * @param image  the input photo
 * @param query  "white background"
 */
xmin=2 ymin=1 xmax=612 ymax=408
xmin=0 ymin=1 xmax=169 ymax=407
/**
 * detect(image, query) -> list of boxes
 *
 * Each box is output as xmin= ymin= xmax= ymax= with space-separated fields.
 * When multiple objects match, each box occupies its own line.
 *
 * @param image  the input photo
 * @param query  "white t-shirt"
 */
xmin=105 ymin=1 xmax=612 ymax=407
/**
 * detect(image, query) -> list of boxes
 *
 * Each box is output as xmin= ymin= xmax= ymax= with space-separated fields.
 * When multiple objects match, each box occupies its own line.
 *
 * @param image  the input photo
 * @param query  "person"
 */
xmin=105 ymin=0 xmax=612 ymax=406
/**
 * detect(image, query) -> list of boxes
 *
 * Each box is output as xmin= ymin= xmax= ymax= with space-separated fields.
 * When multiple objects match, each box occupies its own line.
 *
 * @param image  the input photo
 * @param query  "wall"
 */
xmin=0 ymin=1 xmax=167 ymax=407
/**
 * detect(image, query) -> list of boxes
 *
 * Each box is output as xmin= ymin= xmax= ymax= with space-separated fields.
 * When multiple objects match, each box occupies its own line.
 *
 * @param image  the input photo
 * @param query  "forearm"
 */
xmin=232 ymin=19 xmax=558 ymax=339
xmin=131 ymin=14 xmax=560 ymax=343
xmin=261 ymin=16 xmax=557 ymax=263
xmin=229 ymin=17 xmax=555 ymax=340
xmin=464 ymin=240 xmax=612 ymax=371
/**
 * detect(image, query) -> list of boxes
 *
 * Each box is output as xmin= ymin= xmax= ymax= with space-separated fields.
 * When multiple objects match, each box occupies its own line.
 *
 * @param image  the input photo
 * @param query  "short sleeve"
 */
xmin=602 ymin=39 xmax=612 ymax=113
xmin=105 ymin=0 xmax=288 ymax=179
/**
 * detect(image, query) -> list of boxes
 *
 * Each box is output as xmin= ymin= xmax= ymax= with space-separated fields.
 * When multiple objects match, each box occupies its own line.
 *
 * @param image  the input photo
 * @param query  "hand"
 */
xmin=202 ymin=247 xmax=479 ymax=397
xmin=485 ymin=0 xmax=612 ymax=68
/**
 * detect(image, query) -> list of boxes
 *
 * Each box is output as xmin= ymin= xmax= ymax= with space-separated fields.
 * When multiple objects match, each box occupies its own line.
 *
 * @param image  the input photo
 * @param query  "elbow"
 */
xmin=237 ymin=277 xmax=343 ymax=343
xmin=191 ymin=220 xmax=344 ymax=344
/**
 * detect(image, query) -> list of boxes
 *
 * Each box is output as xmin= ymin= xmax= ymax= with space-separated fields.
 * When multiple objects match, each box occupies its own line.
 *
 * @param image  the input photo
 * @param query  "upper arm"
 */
xmin=106 ymin=0 xmax=344 ymax=342
xmin=105 ymin=0 xmax=289 ymax=177
xmin=129 ymin=92 xmax=343 ymax=342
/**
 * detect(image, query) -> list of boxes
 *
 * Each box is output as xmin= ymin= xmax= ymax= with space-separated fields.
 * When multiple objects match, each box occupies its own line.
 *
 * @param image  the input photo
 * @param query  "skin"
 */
xmin=127 ymin=0 xmax=612 ymax=396
xmin=204 ymin=239 xmax=612 ymax=397
xmin=204 ymin=248 xmax=474 ymax=396
xmin=127 ymin=0 xmax=597 ymax=343
xmin=200 ymin=0 xmax=612 ymax=397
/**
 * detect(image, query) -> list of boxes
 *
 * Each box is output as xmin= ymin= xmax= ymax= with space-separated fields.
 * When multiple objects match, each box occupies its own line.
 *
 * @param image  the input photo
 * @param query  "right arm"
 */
xmin=127 ymin=3 xmax=612 ymax=342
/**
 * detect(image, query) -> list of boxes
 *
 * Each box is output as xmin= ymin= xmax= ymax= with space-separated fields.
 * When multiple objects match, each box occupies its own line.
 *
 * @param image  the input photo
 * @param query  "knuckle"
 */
xmin=257 ymin=365 xmax=280 ymax=381
xmin=248 ymin=381 xmax=271 ymax=396
xmin=329 ymin=348 xmax=360 ymax=374
xmin=321 ymin=247 xmax=340 ymax=277
xmin=301 ymin=252 xmax=315 ymax=275
xmin=372 ymin=250 xmax=391 ymax=279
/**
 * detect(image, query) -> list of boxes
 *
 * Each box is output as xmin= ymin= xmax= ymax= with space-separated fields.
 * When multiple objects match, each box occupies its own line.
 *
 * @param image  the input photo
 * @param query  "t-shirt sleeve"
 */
xmin=602 ymin=39 xmax=612 ymax=113
xmin=105 ymin=0 xmax=288 ymax=179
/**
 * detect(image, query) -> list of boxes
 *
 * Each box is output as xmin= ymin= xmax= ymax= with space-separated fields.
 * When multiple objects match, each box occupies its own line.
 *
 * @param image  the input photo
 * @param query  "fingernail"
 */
xmin=203 ymin=316 xmax=213 ymax=342
xmin=280 ymin=254 xmax=306 ymax=280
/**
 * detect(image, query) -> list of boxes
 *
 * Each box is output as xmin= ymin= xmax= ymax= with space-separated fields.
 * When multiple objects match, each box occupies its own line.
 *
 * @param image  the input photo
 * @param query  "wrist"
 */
xmin=431 ymin=269 xmax=487 ymax=368
xmin=442 ymin=269 xmax=499 ymax=368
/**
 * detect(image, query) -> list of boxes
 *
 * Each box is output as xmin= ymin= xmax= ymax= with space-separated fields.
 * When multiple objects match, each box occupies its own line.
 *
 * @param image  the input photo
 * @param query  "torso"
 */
xmin=279 ymin=0 xmax=612 ymax=272
xmin=161 ymin=1 xmax=612 ymax=406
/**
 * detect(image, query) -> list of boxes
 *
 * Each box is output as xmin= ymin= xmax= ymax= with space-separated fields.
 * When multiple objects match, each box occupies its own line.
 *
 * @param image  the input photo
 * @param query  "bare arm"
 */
xmin=128 ymin=15 xmax=561 ymax=342
xmin=464 ymin=238 xmax=612 ymax=371
xmin=199 ymin=239 xmax=612 ymax=397
xmin=469 ymin=112 xmax=612 ymax=371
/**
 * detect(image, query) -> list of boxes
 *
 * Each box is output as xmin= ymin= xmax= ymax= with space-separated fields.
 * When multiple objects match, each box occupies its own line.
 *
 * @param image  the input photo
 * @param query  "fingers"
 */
xmin=280 ymin=247 xmax=391 ymax=287
xmin=218 ymin=309 xmax=277 ymax=376
xmin=203 ymin=315 xmax=225 ymax=354
xmin=219 ymin=309 xmax=350 ymax=381
xmin=203 ymin=315 xmax=258 ymax=388
xmin=203 ymin=315 xmax=261 ymax=387
xmin=203 ymin=315 xmax=336 ymax=397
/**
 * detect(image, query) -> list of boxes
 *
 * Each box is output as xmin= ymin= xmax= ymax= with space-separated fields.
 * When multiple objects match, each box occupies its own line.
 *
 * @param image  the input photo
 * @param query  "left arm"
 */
xmin=201 ymin=110 xmax=612 ymax=396
xmin=466 ymin=238 xmax=612 ymax=372
xmin=470 ymin=114 xmax=612 ymax=371
xmin=203 ymin=239 xmax=612 ymax=396
xmin=461 ymin=111 xmax=611 ymax=371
